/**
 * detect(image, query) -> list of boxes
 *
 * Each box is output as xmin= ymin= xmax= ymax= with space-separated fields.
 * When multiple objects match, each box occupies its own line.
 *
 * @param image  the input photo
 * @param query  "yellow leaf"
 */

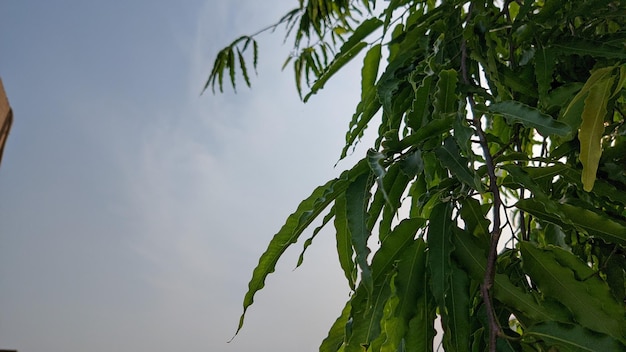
xmin=579 ymin=75 xmax=614 ymax=191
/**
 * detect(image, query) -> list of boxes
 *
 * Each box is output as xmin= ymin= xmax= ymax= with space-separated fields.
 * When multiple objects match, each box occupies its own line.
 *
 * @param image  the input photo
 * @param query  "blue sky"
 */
xmin=0 ymin=1 xmax=372 ymax=351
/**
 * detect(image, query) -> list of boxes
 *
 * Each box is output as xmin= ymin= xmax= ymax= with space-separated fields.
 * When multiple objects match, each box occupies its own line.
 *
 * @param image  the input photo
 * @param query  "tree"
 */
xmin=208 ymin=1 xmax=626 ymax=351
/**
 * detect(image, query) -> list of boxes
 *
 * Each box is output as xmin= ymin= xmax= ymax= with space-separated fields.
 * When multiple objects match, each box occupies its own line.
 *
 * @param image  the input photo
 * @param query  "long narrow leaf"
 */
xmin=489 ymin=100 xmax=571 ymax=137
xmin=335 ymin=195 xmax=357 ymax=290
xmin=453 ymin=233 xmax=571 ymax=324
xmin=304 ymin=42 xmax=369 ymax=102
xmin=526 ymin=322 xmax=625 ymax=352
xmin=516 ymin=198 xmax=626 ymax=246
xmin=433 ymin=69 xmax=458 ymax=117
xmin=443 ymin=260 xmax=471 ymax=352
xmin=235 ymin=160 xmax=369 ymax=334
xmin=520 ymin=242 xmax=626 ymax=339
xmin=435 ymin=137 xmax=483 ymax=191
xmin=427 ymin=202 xmax=454 ymax=308
xmin=346 ymin=173 xmax=374 ymax=295
xmin=320 ymin=301 xmax=352 ymax=352
xmin=579 ymin=74 xmax=614 ymax=191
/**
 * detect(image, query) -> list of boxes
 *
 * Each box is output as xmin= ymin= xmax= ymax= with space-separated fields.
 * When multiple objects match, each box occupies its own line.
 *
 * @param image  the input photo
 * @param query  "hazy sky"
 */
xmin=0 ymin=1 xmax=373 ymax=351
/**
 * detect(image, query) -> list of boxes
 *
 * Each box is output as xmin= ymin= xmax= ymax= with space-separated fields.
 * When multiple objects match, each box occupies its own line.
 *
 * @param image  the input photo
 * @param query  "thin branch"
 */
xmin=461 ymin=3 xmax=505 ymax=351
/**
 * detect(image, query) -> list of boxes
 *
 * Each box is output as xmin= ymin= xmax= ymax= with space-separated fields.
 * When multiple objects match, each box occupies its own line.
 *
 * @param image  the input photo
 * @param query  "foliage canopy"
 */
xmin=208 ymin=0 xmax=626 ymax=351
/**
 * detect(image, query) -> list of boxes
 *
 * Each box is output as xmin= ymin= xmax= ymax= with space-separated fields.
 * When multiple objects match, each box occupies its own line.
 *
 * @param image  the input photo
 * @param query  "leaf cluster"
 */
xmin=209 ymin=1 xmax=626 ymax=351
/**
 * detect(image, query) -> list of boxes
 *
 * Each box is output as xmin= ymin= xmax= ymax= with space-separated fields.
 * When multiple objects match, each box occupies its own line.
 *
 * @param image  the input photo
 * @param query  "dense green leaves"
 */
xmin=210 ymin=0 xmax=626 ymax=351
xmin=525 ymin=322 xmax=625 ymax=352
xmin=520 ymin=243 xmax=626 ymax=340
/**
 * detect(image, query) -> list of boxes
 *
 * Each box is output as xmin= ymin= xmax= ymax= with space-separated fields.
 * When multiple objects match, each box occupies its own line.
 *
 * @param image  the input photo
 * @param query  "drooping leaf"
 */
xmin=346 ymin=173 xmax=374 ymax=295
xmin=304 ymin=18 xmax=382 ymax=102
xmin=535 ymin=47 xmax=556 ymax=108
xmin=520 ymin=242 xmax=626 ymax=339
xmin=460 ymin=197 xmax=490 ymax=243
xmin=377 ymin=163 xmax=412 ymax=242
xmin=320 ymin=301 xmax=352 ymax=352
xmin=407 ymin=74 xmax=433 ymax=130
xmin=525 ymin=322 xmax=626 ymax=352
xmin=334 ymin=195 xmax=356 ymax=290
xmin=235 ymin=160 xmax=369 ymax=334
xmin=339 ymin=18 xmax=383 ymax=55
xmin=442 ymin=259 xmax=471 ymax=352
xmin=435 ymin=137 xmax=483 ymax=191
xmin=427 ymin=202 xmax=454 ymax=308
xmin=367 ymin=148 xmax=390 ymax=206
xmin=489 ymin=100 xmax=571 ymax=137
xmin=347 ymin=219 xmax=426 ymax=350
xmin=373 ymin=273 xmax=404 ymax=352
xmin=236 ymin=48 xmax=251 ymax=87
xmin=304 ymin=41 xmax=368 ymax=102
xmin=371 ymin=218 xmax=425 ymax=280
xmin=341 ymin=44 xmax=383 ymax=159
xmin=397 ymin=115 xmax=455 ymax=150
xmin=296 ymin=206 xmax=336 ymax=268
xmin=344 ymin=220 xmax=426 ymax=350
xmin=395 ymin=238 xmax=427 ymax=322
xmin=560 ymin=66 xmax=616 ymax=136
xmin=579 ymin=74 xmax=614 ymax=191
xmin=433 ymin=69 xmax=459 ymax=118
xmin=553 ymin=40 xmax=626 ymax=59
xmin=361 ymin=44 xmax=382 ymax=105
xmin=453 ymin=233 xmax=571 ymax=324
xmin=516 ymin=198 xmax=626 ymax=246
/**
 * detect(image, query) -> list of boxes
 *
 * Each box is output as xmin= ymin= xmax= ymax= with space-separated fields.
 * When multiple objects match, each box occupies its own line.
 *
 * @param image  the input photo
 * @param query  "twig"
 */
xmin=460 ymin=3 xmax=505 ymax=351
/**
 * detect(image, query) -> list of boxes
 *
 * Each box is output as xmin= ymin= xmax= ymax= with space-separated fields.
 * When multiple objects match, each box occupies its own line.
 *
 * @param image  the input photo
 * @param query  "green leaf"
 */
xmin=346 ymin=220 xmax=426 ymax=349
xmin=520 ymin=242 xmax=626 ymax=339
xmin=435 ymin=137 xmax=483 ymax=191
xmin=443 ymin=260 xmax=471 ymax=352
xmin=579 ymin=73 xmax=614 ymax=191
xmin=374 ymin=273 xmax=404 ymax=352
xmin=525 ymin=322 xmax=626 ymax=352
xmin=535 ymin=47 xmax=556 ymax=107
xmin=367 ymin=149 xmax=391 ymax=207
xmin=489 ymin=101 xmax=571 ymax=137
xmin=460 ymin=197 xmax=490 ymax=242
xmin=407 ymin=74 xmax=433 ymax=130
xmin=304 ymin=41 xmax=368 ymax=102
xmin=561 ymin=66 xmax=616 ymax=136
xmin=453 ymin=233 xmax=571 ymax=324
xmin=405 ymin=290 xmax=436 ymax=352
xmin=371 ymin=218 xmax=425 ymax=281
xmin=427 ymin=202 xmax=454 ymax=308
xmin=341 ymin=44 xmax=383 ymax=159
xmin=236 ymin=48 xmax=251 ymax=87
xmin=339 ymin=18 xmax=383 ymax=55
xmin=361 ymin=44 xmax=382 ymax=105
xmin=397 ymin=115 xmax=455 ymax=150
xmin=349 ymin=219 xmax=425 ymax=350
xmin=335 ymin=195 xmax=356 ymax=290
xmin=296 ymin=206 xmax=335 ymax=268
xmin=433 ymin=69 xmax=458 ymax=117
xmin=516 ymin=198 xmax=626 ymax=246
xmin=377 ymin=164 xmax=411 ymax=242
xmin=553 ymin=40 xmax=626 ymax=59
xmin=346 ymin=173 xmax=374 ymax=295
xmin=320 ymin=301 xmax=351 ymax=352
xmin=395 ymin=238 xmax=427 ymax=322
xmin=235 ymin=160 xmax=369 ymax=335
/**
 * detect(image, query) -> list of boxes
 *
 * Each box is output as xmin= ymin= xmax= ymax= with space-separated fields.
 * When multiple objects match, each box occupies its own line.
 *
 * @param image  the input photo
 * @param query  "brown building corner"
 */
xmin=0 ymin=78 xmax=13 ymax=167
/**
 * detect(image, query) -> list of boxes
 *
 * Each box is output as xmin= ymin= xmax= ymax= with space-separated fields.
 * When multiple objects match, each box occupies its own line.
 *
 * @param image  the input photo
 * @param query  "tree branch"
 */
xmin=460 ymin=3 xmax=504 ymax=351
